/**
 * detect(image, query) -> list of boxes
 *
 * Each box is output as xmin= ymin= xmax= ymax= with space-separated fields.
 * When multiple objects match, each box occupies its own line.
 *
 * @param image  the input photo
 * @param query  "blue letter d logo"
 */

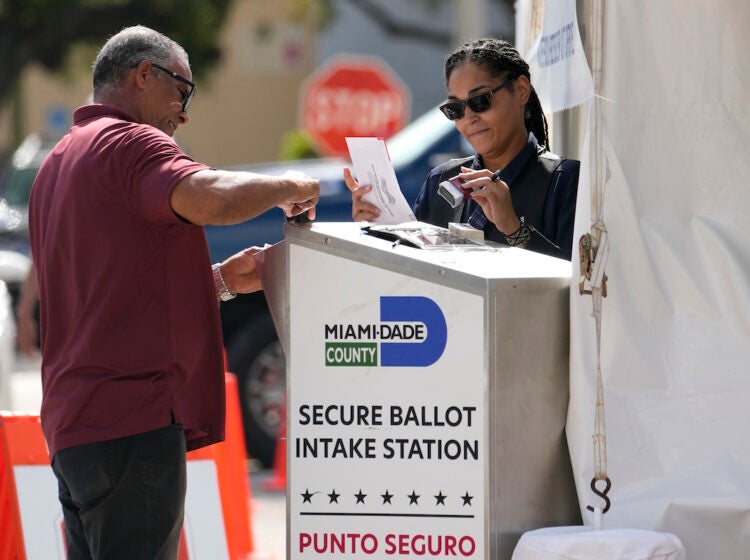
xmin=380 ymin=296 xmax=447 ymax=367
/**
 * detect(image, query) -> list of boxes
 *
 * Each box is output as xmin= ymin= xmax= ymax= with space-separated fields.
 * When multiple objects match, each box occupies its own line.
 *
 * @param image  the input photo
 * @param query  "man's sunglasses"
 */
xmin=151 ymin=62 xmax=196 ymax=113
xmin=439 ymin=74 xmax=517 ymax=121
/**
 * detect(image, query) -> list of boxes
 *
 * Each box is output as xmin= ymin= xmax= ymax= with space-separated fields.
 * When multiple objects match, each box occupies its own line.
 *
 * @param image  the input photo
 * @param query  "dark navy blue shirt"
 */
xmin=413 ymin=133 xmax=579 ymax=260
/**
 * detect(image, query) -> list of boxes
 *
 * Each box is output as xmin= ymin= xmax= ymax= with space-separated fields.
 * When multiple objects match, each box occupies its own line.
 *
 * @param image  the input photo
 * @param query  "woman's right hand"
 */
xmin=344 ymin=167 xmax=381 ymax=222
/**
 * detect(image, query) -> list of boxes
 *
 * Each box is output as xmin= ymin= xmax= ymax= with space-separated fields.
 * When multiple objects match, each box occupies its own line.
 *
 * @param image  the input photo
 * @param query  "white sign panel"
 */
xmin=289 ymin=244 xmax=486 ymax=559
xmin=15 ymin=465 xmax=66 ymax=559
xmin=14 ymin=461 xmax=228 ymax=559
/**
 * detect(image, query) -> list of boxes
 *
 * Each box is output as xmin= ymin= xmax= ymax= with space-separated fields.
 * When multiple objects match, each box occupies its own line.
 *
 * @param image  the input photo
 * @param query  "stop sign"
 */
xmin=300 ymin=56 xmax=410 ymax=157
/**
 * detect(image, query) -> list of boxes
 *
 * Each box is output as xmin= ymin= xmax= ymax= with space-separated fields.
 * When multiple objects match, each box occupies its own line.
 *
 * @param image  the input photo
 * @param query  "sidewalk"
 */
xmin=249 ymin=468 xmax=287 ymax=559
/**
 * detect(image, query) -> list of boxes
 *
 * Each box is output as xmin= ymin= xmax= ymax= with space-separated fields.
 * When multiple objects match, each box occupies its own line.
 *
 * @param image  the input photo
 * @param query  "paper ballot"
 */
xmin=345 ymin=137 xmax=416 ymax=224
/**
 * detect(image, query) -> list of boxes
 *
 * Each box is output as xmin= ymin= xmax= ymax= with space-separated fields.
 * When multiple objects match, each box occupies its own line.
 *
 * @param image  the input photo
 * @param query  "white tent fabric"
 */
xmin=565 ymin=1 xmax=750 ymax=558
xmin=512 ymin=526 xmax=685 ymax=560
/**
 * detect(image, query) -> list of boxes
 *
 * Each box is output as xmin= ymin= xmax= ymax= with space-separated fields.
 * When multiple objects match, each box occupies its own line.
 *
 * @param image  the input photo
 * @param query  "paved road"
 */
xmin=249 ymin=468 xmax=287 ymax=559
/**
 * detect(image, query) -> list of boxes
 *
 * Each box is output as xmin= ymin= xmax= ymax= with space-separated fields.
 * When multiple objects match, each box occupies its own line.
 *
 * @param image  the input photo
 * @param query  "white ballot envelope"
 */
xmin=345 ymin=137 xmax=416 ymax=224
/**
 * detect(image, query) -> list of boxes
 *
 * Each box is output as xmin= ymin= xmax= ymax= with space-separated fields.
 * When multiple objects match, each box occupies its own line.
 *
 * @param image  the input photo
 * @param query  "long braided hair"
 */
xmin=445 ymin=37 xmax=549 ymax=152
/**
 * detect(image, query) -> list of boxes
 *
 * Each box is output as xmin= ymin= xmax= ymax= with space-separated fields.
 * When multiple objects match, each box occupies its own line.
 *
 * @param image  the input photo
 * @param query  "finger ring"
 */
xmin=491 ymin=170 xmax=503 ymax=182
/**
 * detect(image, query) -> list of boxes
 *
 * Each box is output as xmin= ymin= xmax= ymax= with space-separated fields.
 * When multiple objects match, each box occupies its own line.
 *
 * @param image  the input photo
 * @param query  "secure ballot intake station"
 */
xmin=255 ymin=222 xmax=581 ymax=559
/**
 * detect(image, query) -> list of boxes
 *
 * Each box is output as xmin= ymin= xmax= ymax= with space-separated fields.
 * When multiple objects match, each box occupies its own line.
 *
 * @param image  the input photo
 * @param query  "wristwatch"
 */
xmin=212 ymin=264 xmax=236 ymax=301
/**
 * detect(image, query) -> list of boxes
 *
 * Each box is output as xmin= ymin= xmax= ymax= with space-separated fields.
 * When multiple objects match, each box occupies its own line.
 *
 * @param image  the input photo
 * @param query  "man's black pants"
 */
xmin=51 ymin=424 xmax=187 ymax=560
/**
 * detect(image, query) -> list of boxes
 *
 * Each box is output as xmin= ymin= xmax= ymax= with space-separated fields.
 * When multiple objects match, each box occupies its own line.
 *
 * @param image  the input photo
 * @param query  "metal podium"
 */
xmin=256 ymin=221 xmax=581 ymax=560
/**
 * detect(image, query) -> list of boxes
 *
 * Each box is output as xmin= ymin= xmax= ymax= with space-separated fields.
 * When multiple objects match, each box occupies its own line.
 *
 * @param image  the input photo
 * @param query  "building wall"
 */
xmin=178 ymin=0 xmax=317 ymax=165
xmin=0 ymin=0 xmax=317 ymax=168
xmin=0 ymin=0 xmax=514 ymax=167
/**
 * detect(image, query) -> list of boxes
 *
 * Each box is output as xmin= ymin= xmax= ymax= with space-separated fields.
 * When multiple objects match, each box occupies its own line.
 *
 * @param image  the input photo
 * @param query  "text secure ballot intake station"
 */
xmin=272 ymin=222 xmax=580 ymax=560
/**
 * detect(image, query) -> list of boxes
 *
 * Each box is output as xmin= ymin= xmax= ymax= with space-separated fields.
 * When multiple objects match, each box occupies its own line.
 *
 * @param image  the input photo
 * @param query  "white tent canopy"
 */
xmin=521 ymin=1 xmax=750 ymax=557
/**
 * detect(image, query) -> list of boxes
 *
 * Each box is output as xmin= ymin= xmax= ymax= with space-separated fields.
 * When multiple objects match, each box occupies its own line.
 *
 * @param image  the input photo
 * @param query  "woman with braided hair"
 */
xmin=346 ymin=37 xmax=579 ymax=259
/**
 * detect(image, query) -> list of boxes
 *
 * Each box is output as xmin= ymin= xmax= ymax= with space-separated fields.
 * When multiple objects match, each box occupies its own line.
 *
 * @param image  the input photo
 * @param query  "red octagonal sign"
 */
xmin=300 ymin=56 xmax=411 ymax=157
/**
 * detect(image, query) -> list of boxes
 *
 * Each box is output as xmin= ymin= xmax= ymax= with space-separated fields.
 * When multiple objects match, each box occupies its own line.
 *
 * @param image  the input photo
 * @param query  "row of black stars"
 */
xmin=300 ymin=488 xmax=474 ymax=507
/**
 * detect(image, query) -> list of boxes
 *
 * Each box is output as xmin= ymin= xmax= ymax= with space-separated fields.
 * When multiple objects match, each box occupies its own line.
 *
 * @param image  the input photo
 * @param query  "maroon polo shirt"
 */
xmin=29 ymin=104 xmax=224 ymax=457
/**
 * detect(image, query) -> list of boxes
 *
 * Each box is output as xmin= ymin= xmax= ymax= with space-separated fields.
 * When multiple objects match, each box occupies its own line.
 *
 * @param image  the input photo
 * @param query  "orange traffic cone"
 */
xmin=0 ymin=413 xmax=46 ymax=560
xmin=186 ymin=371 xmax=256 ymax=558
xmin=263 ymin=397 xmax=286 ymax=491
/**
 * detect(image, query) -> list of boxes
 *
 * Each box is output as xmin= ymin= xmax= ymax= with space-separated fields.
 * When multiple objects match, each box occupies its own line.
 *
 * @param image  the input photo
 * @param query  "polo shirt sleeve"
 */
xmin=115 ymin=124 xmax=209 ymax=224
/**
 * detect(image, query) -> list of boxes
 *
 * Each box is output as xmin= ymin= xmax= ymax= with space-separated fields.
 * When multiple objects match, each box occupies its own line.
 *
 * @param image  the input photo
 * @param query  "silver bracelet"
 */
xmin=212 ymin=264 xmax=236 ymax=301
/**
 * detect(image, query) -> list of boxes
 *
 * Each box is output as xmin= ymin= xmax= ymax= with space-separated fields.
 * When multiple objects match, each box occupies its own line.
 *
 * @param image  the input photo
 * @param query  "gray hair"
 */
xmin=92 ymin=25 xmax=189 ymax=94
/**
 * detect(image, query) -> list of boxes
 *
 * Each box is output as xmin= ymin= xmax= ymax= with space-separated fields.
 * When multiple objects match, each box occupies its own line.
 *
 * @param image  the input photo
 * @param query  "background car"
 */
xmin=0 ymin=108 xmax=468 ymax=467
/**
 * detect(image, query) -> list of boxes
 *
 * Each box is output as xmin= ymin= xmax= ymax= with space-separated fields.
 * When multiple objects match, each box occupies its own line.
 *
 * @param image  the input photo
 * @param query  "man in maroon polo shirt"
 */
xmin=28 ymin=26 xmax=319 ymax=559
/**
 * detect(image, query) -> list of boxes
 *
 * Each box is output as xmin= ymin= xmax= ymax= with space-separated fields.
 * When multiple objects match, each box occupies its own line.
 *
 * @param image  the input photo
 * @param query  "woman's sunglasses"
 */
xmin=439 ymin=74 xmax=517 ymax=121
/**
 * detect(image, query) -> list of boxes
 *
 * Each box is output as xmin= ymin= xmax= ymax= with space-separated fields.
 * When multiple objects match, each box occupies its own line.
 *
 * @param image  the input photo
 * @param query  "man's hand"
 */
xmin=344 ymin=167 xmax=380 ymax=222
xmin=277 ymin=171 xmax=319 ymax=220
xmin=218 ymin=247 xmax=264 ymax=296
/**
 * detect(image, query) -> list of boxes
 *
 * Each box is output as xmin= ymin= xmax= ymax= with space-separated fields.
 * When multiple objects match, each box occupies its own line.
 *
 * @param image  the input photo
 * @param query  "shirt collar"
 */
xmin=73 ymin=104 xmax=138 ymax=125
xmin=472 ymin=132 xmax=540 ymax=185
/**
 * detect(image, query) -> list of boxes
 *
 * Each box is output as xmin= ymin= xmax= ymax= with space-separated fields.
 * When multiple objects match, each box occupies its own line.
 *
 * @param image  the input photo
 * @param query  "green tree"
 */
xmin=0 ymin=0 xmax=234 ymax=112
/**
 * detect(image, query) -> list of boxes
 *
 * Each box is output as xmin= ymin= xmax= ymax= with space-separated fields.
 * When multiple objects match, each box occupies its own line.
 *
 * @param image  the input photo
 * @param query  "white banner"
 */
xmin=526 ymin=0 xmax=593 ymax=112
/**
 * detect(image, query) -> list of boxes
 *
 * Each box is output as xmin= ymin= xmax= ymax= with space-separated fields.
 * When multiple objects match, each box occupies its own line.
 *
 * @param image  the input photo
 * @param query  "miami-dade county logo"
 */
xmin=324 ymin=296 xmax=447 ymax=367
